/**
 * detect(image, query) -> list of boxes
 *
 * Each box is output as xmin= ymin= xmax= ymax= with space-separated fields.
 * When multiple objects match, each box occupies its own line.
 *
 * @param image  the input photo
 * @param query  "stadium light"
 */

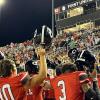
xmin=0 ymin=0 xmax=6 ymax=6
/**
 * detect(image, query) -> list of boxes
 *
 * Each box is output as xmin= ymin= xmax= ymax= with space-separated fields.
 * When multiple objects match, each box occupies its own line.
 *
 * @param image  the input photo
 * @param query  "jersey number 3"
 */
xmin=58 ymin=80 xmax=66 ymax=100
xmin=0 ymin=84 xmax=14 ymax=100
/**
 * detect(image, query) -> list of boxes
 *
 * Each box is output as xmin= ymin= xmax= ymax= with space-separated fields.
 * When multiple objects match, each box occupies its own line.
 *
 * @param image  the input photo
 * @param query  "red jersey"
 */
xmin=50 ymin=71 xmax=85 ymax=100
xmin=25 ymin=85 xmax=43 ymax=100
xmin=97 ymin=74 xmax=100 ymax=88
xmin=0 ymin=72 xmax=29 ymax=100
xmin=24 ymin=73 xmax=43 ymax=100
xmin=43 ymin=89 xmax=55 ymax=99
xmin=43 ymin=77 xmax=55 ymax=99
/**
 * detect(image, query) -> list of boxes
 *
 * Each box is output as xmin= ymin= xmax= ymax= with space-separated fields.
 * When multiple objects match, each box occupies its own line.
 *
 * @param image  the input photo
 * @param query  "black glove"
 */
xmin=79 ymin=72 xmax=89 ymax=84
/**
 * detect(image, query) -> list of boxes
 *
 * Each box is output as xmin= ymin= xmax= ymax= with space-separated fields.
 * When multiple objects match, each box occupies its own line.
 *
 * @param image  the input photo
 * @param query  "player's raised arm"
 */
xmin=24 ymin=48 xmax=47 ymax=89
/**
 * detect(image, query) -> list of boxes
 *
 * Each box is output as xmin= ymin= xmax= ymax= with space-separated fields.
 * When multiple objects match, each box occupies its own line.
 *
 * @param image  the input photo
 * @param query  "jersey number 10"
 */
xmin=0 ymin=84 xmax=14 ymax=100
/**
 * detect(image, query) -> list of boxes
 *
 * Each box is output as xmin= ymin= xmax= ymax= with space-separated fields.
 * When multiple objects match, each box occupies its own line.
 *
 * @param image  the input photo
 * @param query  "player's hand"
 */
xmin=79 ymin=72 xmax=89 ymax=84
xmin=91 ymin=69 xmax=97 ymax=79
xmin=81 ymin=83 xmax=91 ymax=92
xmin=91 ymin=63 xmax=98 ymax=80
xmin=37 ymin=48 xmax=46 ymax=56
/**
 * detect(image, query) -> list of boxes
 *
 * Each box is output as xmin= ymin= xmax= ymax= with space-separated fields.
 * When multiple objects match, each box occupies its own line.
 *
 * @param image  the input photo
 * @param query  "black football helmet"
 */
xmin=46 ymin=59 xmax=56 ymax=69
xmin=75 ymin=50 xmax=96 ymax=72
xmin=68 ymin=48 xmax=79 ymax=61
xmin=68 ymin=48 xmax=96 ymax=72
xmin=34 ymin=25 xmax=53 ymax=48
xmin=25 ymin=60 xmax=39 ymax=75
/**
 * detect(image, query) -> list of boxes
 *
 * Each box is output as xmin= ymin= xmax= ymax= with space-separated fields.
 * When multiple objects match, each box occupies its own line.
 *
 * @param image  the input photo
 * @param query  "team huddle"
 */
xmin=0 ymin=47 xmax=100 ymax=100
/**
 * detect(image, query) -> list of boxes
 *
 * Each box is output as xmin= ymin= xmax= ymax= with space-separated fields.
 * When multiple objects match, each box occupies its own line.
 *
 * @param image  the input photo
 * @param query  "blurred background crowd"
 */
xmin=0 ymin=27 xmax=100 ymax=72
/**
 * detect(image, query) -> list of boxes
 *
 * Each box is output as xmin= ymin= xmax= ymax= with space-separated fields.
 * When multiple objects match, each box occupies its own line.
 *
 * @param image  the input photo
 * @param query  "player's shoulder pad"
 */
xmin=18 ymin=72 xmax=31 ymax=85
xmin=79 ymin=71 xmax=89 ymax=84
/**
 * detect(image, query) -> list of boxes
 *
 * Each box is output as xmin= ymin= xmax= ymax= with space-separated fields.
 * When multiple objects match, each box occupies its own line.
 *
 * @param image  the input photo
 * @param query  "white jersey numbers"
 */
xmin=58 ymin=80 xmax=66 ymax=100
xmin=0 ymin=84 xmax=14 ymax=100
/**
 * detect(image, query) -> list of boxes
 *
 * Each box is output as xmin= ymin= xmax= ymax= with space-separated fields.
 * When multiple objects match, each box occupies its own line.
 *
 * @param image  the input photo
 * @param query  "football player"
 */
xmin=24 ymin=59 xmax=43 ymax=100
xmin=44 ymin=63 xmax=97 ymax=100
xmin=43 ymin=68 xmax=55 ymax=100
xmin=0 ymin=48 xmax=47 ymax=100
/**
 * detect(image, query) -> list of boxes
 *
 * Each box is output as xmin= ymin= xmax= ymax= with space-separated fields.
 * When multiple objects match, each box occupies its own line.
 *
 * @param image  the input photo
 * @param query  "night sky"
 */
xmin=0 ymin=0 xmax=73 ymax=46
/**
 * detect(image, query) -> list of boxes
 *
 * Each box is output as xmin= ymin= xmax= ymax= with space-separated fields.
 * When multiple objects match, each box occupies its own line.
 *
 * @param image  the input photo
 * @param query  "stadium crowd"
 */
xmin=0 ymin=27 xmax=100 ymax=100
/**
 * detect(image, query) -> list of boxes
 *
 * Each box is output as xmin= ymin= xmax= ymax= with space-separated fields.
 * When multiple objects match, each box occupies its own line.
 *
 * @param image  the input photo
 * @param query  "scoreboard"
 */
xmin=54 ymin=0 xmax=100 ymax=33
